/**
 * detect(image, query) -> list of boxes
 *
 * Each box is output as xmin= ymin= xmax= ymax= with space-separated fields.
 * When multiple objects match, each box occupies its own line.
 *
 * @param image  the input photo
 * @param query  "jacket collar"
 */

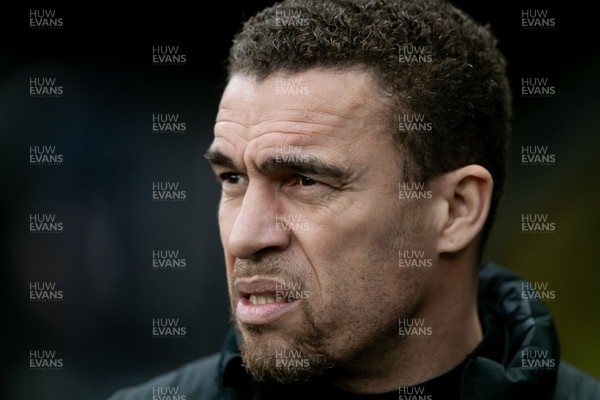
xmin=462 ymin=262 xmax=559 ymax=399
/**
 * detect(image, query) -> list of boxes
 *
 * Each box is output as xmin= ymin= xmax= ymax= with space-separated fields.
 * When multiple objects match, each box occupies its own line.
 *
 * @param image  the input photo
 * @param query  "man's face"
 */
xmin=207 ymin=69 xmax=434 ymax=383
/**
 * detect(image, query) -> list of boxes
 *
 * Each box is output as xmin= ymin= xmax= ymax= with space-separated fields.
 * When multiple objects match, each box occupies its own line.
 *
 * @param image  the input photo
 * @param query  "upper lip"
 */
xmin=235 ymin=277 xmax=288 ymax=298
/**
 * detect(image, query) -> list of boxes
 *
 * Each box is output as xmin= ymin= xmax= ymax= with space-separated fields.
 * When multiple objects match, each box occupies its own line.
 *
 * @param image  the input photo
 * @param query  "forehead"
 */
xmin=215 ymin=69 xmax=388 ymax=142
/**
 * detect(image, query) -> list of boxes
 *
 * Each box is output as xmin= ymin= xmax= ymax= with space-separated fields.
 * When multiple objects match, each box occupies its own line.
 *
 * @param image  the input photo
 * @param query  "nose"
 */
xmin=227 ymin=183 xmax=290 ymax=260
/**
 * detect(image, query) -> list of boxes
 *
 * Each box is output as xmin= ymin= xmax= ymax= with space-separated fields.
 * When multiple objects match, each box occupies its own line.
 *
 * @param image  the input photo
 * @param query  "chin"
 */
xmin=237 ymin=323 xmax=336 ymax=384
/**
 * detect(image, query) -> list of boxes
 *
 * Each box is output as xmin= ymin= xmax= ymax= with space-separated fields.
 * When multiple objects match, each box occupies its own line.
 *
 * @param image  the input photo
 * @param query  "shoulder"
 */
xmin=553 ymin=361 xmax=600 ymax=400
xmin=106 ymin=353 xmax=223 ymax=400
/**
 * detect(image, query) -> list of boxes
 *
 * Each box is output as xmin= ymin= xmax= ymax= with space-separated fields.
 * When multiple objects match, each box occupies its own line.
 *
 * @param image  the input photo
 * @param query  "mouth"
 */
xmin=247 ymin=292 xmax=295 ymax=305
xmin=235 ymin=278 xmax=302 ymax=325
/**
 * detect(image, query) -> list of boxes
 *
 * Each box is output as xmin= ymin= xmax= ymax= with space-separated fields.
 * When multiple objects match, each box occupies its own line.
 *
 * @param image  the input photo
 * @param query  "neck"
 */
xmin=333 ymin=253 xmax=482 ymax=394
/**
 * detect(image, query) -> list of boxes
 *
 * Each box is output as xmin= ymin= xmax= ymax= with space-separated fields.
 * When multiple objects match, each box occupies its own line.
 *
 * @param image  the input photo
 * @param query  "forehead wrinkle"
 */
xmin=218 ymin=89 xmax=375 ymax=126
xmin=220 ymin=69 xmax=385 ymax=118
xmin=217 ymin=76 xmax=385 ymax=144
xmin=246 ymin=108 xmax=372 ymax=143
xmin=241 ymin=107 xmax=353 ymax=128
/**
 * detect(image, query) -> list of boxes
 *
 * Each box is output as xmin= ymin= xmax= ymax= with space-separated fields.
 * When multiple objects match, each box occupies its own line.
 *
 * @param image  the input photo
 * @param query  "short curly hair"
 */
xmin=227 ymin=0 xmax=512 ymax=249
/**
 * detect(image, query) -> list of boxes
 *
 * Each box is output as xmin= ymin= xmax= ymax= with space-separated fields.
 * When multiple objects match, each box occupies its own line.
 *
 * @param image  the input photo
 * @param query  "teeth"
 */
xmin=247 ymin=292 xmax=298 ymax=304
xmin=249 ymin=294 xmax=278 ymax=305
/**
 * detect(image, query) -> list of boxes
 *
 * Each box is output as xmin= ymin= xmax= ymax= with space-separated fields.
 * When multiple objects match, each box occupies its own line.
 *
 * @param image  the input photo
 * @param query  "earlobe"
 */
xmin=433 ymin=165 xmax=493 ymax=254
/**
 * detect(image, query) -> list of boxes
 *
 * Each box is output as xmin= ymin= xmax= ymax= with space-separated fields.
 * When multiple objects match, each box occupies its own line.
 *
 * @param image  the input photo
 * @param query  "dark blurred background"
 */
xmin=1 ymin=1 xmax=598 ymax=399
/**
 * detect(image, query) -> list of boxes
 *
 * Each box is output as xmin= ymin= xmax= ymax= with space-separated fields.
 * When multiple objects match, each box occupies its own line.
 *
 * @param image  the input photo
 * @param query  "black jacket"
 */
xmin=107 ymin=263 xmax=600 ymax=399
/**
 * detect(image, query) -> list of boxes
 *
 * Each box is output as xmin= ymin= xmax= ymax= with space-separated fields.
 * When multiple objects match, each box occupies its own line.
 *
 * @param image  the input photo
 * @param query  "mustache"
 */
xmin=232 ymin=257 xmax=308 ymax=288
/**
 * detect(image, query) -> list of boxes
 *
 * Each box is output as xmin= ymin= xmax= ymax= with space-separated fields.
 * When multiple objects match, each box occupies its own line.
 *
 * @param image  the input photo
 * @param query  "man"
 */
xmin=108 ymin=0 xmax=600 ymax=398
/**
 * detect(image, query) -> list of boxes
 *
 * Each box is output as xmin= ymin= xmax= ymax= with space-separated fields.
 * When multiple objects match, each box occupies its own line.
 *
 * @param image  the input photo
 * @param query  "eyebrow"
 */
xmin=257 ymin=157 xmax=348 ymax=180
xmin=204 ymin=149 xmax=237 ymax=170
xmin=204 ymin=149 xmax=349 ymax=181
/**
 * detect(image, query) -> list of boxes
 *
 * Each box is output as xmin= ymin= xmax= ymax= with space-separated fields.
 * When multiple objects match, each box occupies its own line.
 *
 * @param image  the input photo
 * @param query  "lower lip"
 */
xmin=236 ymin=297 xmax=299 ymax=325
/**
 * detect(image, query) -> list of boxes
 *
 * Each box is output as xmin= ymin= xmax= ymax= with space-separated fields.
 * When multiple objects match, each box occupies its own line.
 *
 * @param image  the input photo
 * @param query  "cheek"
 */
xmin=299 ymin=209 xmax=403 ymax=303
xmin=218 ymin=204 xmax=238 ymax=276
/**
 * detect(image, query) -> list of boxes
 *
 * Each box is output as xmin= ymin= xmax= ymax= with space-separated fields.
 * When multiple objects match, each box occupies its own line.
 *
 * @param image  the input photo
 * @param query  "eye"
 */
xmin=220 ymin=172 xmax=243 ymax=184
xmin=300 ymin=176 xmax=317 ymax=186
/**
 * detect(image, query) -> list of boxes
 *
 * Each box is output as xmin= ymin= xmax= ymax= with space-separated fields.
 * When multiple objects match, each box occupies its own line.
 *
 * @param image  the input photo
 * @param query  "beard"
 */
xmin=231 ymin=257 xmax=336 ymax=384
xmin=237 ymin=315 xmax=336 ymax=383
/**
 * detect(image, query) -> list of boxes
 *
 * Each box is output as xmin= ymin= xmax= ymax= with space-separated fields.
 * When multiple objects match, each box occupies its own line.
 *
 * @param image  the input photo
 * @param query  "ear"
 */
xmin=430 ymin=165 xmax=493 ymax=254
